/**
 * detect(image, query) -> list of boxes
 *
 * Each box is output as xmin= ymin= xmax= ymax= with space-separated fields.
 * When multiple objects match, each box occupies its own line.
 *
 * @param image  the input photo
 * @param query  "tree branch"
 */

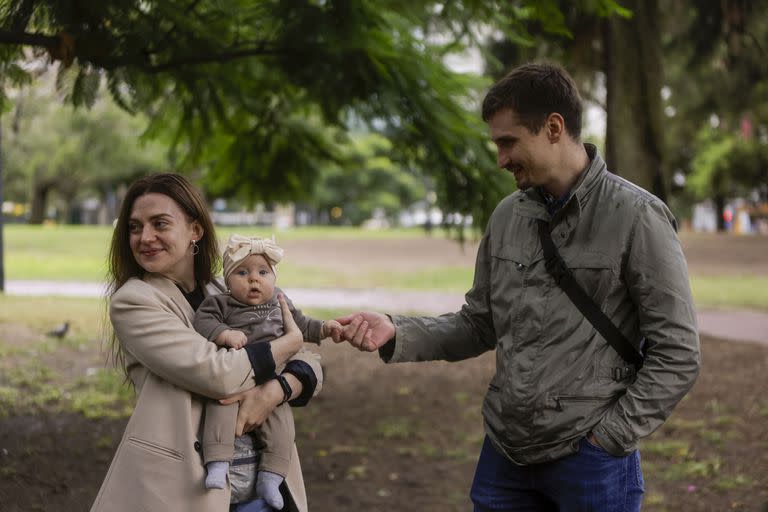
xmin=0 ymin=30 xmax=60 ymax=49
xmin=0 ymin=29 xmax=291 ymax=72
xmin=146 ymin=0 xmax=205 ymax=54
xmin=93 ymin=45 xmax=288 ymax=73
xmin=745 ymin=31 xmax=766 ymax=58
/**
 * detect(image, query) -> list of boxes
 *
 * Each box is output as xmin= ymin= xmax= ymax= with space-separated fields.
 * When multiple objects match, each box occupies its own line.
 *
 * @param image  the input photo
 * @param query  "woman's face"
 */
xmin=128 ymin=193 xmax=202 ymax=285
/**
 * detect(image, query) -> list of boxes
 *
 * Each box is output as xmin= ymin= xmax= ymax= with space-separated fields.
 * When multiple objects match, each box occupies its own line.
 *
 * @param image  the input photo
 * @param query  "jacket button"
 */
xmin=515 ymin=262 xmax=525 ymax=272
xmin=194 ymin=441 xmax=202 ymax=452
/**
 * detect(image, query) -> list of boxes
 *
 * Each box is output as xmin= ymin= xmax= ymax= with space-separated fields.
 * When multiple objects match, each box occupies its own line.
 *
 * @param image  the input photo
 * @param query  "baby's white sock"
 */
xmin=256 ymin=470 xmax=284 ymax=510
xmin=205 ymin=461 xmax=229 ymax=489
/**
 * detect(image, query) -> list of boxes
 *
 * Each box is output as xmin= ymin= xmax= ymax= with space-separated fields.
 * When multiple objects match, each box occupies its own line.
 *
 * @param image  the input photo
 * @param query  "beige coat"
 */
xmin=91 ymin=274 xmax=322 ymax=512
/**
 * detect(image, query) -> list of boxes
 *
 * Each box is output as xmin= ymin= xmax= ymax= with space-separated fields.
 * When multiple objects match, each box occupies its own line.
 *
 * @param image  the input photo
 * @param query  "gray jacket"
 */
xmin=387 ymin=145 xmax=700 ymax=464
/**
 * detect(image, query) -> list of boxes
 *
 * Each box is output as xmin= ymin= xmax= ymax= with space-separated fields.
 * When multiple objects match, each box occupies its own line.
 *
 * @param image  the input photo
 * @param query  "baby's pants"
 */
xmin=203 ymin=401 xmax=295 ymax=478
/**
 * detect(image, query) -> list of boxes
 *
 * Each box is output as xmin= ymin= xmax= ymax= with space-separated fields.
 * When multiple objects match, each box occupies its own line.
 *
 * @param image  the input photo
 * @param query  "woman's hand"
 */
xmin=221 ymin=380 xmax=283 ymax=436
xmin=280 ymin=293 xmax=302 ymax=344
xmin=270 ymin=294 xmax=303 ymax=367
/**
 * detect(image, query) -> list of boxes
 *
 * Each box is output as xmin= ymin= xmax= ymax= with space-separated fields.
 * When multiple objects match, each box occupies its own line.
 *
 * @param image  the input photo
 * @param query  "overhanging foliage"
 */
xmin=0 ymin=0 xmax=627 ymax=228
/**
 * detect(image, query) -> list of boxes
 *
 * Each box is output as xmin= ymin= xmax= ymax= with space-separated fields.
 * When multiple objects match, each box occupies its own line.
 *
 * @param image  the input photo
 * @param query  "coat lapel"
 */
xmin=142 ymin=274 xmax=195 ymax=327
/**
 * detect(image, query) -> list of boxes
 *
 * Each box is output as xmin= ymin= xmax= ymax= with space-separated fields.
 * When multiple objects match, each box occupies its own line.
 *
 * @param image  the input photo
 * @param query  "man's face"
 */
xmin=488 ymin=108 xmax=555 ymax=191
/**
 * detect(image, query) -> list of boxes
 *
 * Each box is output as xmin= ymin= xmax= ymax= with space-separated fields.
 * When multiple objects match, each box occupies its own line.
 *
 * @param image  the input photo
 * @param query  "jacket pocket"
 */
xmin=491 ymin=243 xmax=533 ymax=267
xmin=126 ymin=437 xmax=184 ymax=461
xmin=562 ymin=251 xmax=617 ymax=307
xmin=539 ymin=393 xmax=618 ymax=439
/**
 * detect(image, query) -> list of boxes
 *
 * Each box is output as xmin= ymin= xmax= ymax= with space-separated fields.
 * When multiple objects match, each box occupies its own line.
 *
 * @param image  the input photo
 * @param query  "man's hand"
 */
xmin=215 ymin=329 xmax=247 ymax=349
xmin=334 ymin=311 xmax=395 ymax=352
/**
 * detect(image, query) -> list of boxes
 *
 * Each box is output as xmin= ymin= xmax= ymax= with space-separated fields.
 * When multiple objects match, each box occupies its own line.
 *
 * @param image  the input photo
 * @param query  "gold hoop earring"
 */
xmin=191 ymin=239 xmax=200 ymax=256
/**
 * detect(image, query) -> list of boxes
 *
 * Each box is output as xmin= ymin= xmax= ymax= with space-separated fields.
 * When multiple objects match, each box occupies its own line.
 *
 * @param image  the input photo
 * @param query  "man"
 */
xmin=335 ymin=62 xmax=700 ymax=511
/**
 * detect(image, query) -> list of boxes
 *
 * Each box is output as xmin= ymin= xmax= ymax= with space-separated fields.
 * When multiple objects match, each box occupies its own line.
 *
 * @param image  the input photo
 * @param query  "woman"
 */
xmin=91 ymin=173 xmax=321 ymax=512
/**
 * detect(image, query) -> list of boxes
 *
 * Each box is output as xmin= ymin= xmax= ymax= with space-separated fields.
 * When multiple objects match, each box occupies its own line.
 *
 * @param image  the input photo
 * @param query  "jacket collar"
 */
xmin=572 ymin=143 xmax=606 ymax=208
xmin=523 ymin=143 xmax=606 ymax=216
xmin=142 ymin=273 xmax=195 ymax=325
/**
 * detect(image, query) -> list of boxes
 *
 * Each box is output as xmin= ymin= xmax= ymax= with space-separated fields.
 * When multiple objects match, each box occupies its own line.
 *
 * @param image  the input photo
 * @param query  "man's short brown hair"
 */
xmin=481 ymin=62 xmax=583 ymax=139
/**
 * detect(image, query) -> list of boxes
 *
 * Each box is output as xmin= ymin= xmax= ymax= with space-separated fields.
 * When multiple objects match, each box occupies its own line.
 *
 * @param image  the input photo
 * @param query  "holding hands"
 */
xmin=333 ymin=311 xmax=395 ymax=351
xmin=321 ymin=319 xmax=343 ymax=341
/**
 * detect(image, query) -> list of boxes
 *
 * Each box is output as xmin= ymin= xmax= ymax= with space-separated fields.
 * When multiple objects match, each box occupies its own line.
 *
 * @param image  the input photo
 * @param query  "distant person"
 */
xmin=335 ymin=62 xmax=700 ymax=511
xmin=194 ymin=234 xmax=341 ymax=509
xmin=93 ymin=173 xmax=322 ymax=512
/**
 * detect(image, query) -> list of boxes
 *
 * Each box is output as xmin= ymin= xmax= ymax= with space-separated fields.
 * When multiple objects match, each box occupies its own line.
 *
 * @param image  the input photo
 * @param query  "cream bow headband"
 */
xmin=222 ymin=234 xmax=284 ymax=281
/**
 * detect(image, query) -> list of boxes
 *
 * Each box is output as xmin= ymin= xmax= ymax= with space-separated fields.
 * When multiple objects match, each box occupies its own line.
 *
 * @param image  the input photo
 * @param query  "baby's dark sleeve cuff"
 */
xmin=243 ymin=343 xmax=276 ymax=385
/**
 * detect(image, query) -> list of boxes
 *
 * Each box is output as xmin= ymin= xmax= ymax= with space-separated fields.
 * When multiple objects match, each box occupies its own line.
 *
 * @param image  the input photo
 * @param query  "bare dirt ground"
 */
xmin=279 ymin=230 xmax=768 ymax=277
xmin=678 ymin=232 xmax=768 ymax=276
xmin=282 ymin=235 xmax=481 ymax=273
xmin=1 ymin=232 xmax=767 ymax=511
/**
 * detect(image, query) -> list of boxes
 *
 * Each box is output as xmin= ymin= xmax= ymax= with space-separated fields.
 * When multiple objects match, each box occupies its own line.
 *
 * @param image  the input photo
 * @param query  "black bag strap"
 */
xmin=536 ymin=219 xmax=643 ymax=369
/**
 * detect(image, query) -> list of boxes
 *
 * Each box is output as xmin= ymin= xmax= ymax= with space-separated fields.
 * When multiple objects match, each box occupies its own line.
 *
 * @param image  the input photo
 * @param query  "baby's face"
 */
xmin=227 ymin=254 xmax=277 ymax=306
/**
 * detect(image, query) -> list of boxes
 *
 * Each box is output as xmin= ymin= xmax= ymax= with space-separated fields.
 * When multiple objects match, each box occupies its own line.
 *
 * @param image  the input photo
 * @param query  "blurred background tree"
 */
xmin=1 ymin=0 xmax=765 ymax=234
xmin=482 ymin=0 xmax=767 ymax=228
xmin=307 ymin=133 xmax=425 ymax=226
xmin=663 ymin=0 xmax=768 ymax=229
xmin=3 ymin=73 xmax=166 ymax=223
xmin=0 ymin=0 xmax=627 ymax=228
xmin=483 ymin=1 xmax=666 ymax=200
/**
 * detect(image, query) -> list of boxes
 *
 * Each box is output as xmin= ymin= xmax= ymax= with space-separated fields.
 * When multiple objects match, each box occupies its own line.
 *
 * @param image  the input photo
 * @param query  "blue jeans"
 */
xmin=470 ymin=436 xmax=644 ymax=511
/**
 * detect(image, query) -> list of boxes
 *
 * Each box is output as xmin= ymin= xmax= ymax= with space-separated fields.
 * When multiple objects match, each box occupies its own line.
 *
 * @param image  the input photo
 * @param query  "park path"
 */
xmin=5 ymin=280 xmax=768 ymax=346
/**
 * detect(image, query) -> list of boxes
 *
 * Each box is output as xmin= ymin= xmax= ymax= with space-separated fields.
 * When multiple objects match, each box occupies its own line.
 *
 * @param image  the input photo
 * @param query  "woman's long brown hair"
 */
xmin=104 ymin=173 xmax=220 ymax=375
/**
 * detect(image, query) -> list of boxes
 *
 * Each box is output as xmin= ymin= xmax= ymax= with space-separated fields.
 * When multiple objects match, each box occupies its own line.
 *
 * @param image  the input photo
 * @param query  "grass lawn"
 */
xmin=0 ymin=294 xmax=342 ymax=420
xmin=4 ymin=225 xmax=113 ymax=281
xmin=3 ymin=224 xmax=768 ymax=310
xmin=3 ymin=224 xmax=475 ymax=287
xmin=689 ymin=275 xmax=768 ymax=310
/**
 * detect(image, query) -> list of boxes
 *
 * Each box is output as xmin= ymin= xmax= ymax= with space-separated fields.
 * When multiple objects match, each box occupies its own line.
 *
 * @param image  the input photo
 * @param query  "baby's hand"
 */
xmin=215 ymin=329 xmax=248 ymax=349
xmin=322 ymin=319 xmax=343 ymax=342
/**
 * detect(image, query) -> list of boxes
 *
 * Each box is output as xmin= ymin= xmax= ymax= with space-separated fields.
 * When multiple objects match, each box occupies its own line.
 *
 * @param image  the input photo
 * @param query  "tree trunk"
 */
xmin=714 ymin=194 xmax=726 ymax=232
xmin=604 ymin=0 xmax=668 ymax=202
xmin=29 ymin=182 xmax=51 ymax=224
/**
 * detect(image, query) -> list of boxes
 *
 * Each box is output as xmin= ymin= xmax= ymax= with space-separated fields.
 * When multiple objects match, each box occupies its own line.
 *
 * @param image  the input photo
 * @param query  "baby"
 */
xmin=193 ymin=234 xmax=340 ymax=509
